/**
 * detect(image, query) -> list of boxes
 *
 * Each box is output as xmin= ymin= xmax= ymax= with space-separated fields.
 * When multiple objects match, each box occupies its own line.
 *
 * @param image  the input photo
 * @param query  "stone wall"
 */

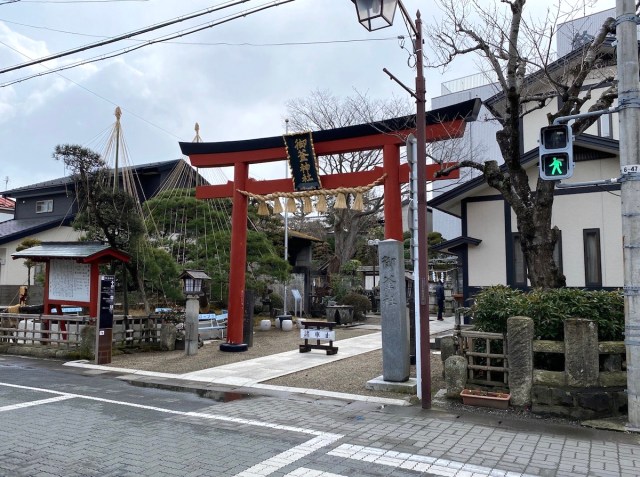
xmin=447 ymin=316 xmax=628 ymax=420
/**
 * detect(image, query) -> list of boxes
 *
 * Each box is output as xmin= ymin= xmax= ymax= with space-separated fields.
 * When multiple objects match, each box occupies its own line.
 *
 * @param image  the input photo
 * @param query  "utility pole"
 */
xmin=617 ymin=0 xmax=640 ymax=431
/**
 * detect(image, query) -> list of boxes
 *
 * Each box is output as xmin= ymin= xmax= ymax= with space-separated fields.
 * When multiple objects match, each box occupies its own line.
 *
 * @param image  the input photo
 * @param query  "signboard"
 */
xmin=621 ymin=164 xmax=640 ymax=175
xmin=283 ymin=132 xmax=322 ymax=191
xmin=98 ymin=275 xmax=115 ymax=329
xmin=300 ymin=328 xmax=335 ymax=341
xmin=48 ymin=259 xmax=91 ymax=302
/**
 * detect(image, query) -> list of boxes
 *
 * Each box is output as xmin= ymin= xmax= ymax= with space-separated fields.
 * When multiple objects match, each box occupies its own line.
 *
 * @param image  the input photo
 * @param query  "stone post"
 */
xmin=444 ymin=355 xmax=467 ymax=398
xmin=565 ymin=318 xmax=599 ymax=387
xmin=79 ymin=324 xmax=96 ymax=360
xmin=507 ymin=316 xmax=534 ymax=407
xmin=159 ymin=323 xmax=177 ymax=351
xmin=184 ymin=296 xmax=200 ymax=356
xmin=440 ymin=335 xmax=456 ymax=375
xmin=378 ymin=239 xmax=409 ymax=382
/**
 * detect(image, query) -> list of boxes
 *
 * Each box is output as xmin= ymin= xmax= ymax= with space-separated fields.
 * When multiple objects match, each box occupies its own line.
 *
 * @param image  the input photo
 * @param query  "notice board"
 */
xmin=48 ymin=259 xmax=91 ymax=302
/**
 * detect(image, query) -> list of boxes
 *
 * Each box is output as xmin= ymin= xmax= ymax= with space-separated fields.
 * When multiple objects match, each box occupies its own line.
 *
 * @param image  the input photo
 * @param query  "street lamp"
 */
xmin=352 ymin=0 xmax=397 ymax=30
xmin=350 ymin=0 xmax=431 ymax=409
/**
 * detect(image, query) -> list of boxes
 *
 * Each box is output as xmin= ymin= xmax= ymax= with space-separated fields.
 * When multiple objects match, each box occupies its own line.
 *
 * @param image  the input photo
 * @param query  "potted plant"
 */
xmin=460 ymin=389 xmax=511 ymax=409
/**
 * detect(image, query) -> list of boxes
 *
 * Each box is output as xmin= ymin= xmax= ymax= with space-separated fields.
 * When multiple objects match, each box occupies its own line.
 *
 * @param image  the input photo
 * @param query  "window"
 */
xmin=583 ymin=229 xmax=602 ymax=287
xmin=553 ymin=231 xmax=563 ymax=276
xmin=512 ymin=234 xmax=527 ymax=287
xmin=513 ymin=232 xmax=563 ymax=287
xmin=35 ymin=200 xmax=53 ymax=214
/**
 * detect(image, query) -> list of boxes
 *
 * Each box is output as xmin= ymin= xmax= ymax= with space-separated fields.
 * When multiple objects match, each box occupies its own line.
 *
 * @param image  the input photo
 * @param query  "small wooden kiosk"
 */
xmin=12 ymin=242 xmax=130 ymax=363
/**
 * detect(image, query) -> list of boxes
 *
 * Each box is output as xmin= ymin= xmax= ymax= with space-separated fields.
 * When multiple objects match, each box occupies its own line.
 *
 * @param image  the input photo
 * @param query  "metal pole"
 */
xmin=284 ymin=119 xmax=289 ymax=316
xmin=617 ymin=0 xmax=640 ymax=431
xmin=413 ymin=11 xmax=431 ymax=409
xmin=407 ymin=134 xmax=423 ymax=400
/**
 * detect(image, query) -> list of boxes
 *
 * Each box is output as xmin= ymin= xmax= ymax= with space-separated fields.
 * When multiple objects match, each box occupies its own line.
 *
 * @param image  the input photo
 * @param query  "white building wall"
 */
xmin=430 ymin=80 xmax=503 ymax=239
xmin=0 ymin=226 xmax=81 ymax=286
xmin=557 ymin=9 xmax=616 ymax=57
xmin=467 ymin=200 xmax=506 ymax=286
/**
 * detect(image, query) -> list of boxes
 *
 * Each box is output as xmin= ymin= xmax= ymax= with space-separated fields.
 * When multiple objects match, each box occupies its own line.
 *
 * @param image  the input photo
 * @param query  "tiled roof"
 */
xmin=1 ymin=158 xmax=185 ymax=196
xmin=11 ymin=241 xmax=130 ymax=263
xmin=0 ymin=216 xmax=73 ymax=245
xmin=12 ymin=242 xmax=110 ymax=259
xmin=0 ymin=197 xmax=15 ymax=209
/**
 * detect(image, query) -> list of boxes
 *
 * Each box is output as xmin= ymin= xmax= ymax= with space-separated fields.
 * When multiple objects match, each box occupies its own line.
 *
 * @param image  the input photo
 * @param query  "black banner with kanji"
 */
xmin=283 ymin=132 xmax=322 ymax=191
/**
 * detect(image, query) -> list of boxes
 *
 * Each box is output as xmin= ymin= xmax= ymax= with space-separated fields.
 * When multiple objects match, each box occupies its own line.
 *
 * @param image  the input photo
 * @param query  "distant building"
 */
xmin=430 ymin=19 xmax=621 ymax=301
xmin=0 ymin=159 xmax=201 ymax=286
xmin=0 ymin=196 xmax=14 ymax=223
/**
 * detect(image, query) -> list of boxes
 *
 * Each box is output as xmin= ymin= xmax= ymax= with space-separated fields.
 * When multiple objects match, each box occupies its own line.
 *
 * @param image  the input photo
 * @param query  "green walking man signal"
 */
xmin=541 ymin=153 xmax=570 ymax=178
xmin=539 ymin=125 xmax=574 ymax=180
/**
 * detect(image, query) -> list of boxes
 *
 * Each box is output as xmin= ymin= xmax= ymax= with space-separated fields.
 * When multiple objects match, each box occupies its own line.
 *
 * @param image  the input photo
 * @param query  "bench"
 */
xmin=198 ymin=313 xmax=228 ymax=340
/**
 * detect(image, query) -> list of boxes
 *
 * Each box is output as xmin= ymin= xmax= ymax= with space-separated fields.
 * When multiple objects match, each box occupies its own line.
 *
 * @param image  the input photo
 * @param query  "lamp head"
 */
xmin=351 ymin=0 xmax=398 ymax=31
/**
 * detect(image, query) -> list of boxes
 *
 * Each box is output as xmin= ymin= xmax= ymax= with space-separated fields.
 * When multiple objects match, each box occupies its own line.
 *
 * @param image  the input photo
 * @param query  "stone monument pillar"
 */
xmin=378 ymin=239 xmax=410 ymax=382
xmin=184 ymin=295 xmax=199 ymax=356
xmin=507 ymin=316 xmax=534 ymax=406
xmin=565 ymin=318 xmax=599 ymax=387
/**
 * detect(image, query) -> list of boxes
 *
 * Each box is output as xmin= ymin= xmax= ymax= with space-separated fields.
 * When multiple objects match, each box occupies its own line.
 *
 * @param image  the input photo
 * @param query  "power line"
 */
xmin=0 ymin=0 xmax=253 ymax=75
xmin=0 ymin=17 xmax=398 ymax=47
xmin=17 ymin=1 xmax=149 ymax=3
xmin=0 ymin=0 xmax=298 ymax=87
xmin=0 ymin=36 xmax=183 ymax=138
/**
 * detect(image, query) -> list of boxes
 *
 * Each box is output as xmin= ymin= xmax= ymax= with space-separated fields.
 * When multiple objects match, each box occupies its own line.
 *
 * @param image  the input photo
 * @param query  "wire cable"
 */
xmin=0 ymin=0 xmax=295 ymax=87
xmin=0 ymin=0 xmax=252 ymax=75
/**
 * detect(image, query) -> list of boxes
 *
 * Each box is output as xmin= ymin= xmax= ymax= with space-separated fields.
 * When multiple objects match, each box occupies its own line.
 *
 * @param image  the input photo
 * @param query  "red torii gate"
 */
xmin=180 ymin=98 xmax=481 ymax=351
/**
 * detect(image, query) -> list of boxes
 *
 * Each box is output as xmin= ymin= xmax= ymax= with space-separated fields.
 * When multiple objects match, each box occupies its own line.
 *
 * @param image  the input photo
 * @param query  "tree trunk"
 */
xmin=515 ymin=193 xmax=566 ymax=289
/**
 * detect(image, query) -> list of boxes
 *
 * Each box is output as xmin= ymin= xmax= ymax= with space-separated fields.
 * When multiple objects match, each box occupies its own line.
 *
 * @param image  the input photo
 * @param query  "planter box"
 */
xmin=460 ymin=389 xmax=510 ymax=409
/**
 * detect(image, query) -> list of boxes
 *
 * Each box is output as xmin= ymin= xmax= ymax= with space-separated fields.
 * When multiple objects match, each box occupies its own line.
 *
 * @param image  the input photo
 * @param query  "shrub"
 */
xmin=471 ymin=286 xmax=624 ymax=341
xmin=340 ymin=293 xmax=371 ymax=321
xmin=269 ymin=292 xmax=283 ymax=311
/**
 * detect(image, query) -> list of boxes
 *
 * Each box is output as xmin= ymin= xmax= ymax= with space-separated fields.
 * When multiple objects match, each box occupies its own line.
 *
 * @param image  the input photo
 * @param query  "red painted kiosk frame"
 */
xmin=180 ymin=99 xmax=481 ymax=351
xmin=12 ymin=242 xmax=130 ymax=338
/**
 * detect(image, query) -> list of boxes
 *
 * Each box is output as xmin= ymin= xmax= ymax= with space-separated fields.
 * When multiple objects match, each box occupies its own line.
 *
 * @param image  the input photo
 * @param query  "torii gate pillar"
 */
xmin=223 ymin=161 xmax=250 ymax=351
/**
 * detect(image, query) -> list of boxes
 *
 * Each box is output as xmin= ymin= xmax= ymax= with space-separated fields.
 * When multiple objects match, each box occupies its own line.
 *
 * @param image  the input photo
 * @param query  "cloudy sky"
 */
xmin=0 ymin=0 xmax=614 ymax=190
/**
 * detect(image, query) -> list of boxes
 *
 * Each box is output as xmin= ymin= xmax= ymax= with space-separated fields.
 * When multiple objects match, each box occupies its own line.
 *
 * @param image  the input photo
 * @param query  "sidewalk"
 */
xmin=65 ymin=315 xmax=455 ymax=406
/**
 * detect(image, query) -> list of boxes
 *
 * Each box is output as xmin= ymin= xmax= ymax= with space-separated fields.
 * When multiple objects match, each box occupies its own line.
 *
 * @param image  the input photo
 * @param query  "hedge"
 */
xmin=471 ymin=285 xmax=624 ymax=341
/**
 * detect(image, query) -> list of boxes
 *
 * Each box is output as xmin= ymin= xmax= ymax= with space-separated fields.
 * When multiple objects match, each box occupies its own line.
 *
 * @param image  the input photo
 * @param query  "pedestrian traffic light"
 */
xmin=540 ymin=153 xmax=571 ymax=178
xmin=539 ymin=124 xmax=574 ymax=180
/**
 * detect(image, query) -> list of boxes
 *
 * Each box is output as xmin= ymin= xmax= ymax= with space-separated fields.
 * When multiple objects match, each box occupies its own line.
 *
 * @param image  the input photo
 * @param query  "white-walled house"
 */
xmin=429 ymin=28 xmax=622 ymax=302
xmin=0 ymin=159 xmax=199 ymax=287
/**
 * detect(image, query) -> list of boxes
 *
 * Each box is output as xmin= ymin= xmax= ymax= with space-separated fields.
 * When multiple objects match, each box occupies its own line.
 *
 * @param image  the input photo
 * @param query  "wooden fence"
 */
xmin=457 ymin=328 xmax=509 ymax=387
xmin=0 ymin=313 xmax=164 ymax=349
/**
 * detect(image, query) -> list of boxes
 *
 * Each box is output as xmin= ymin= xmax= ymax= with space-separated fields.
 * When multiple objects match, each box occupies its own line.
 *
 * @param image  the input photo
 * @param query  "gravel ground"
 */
xmin=110 ymin=316 xmax=444 ymax=402
xmin=108 ymin=316 xmax=591 ymax=426
xmin=108 ymin=316 xmax=594 ymax=427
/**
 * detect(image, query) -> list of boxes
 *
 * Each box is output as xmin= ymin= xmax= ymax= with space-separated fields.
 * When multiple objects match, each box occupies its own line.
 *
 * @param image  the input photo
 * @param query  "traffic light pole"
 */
xmin=616 ymin=0 xmax=640 ymax=432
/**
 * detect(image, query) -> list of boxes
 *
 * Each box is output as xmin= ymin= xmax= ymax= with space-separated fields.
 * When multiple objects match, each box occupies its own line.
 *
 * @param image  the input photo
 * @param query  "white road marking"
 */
xmin=0 ymin=395 xmax=75 ymax=412
xmin=284 ymin=468 xmax=347 ymax=477
xmin=0 ymin=381 xmax=341 ymax=477
xmin=0 ymin=382 xmax=336 ymax=437
xmin=0 ymin=382 xmax=536 ymax=477
xmin=234 ymin=434 xmax=342 ymax=477
xmin=328 ymin=444 xmax=539 ymax=477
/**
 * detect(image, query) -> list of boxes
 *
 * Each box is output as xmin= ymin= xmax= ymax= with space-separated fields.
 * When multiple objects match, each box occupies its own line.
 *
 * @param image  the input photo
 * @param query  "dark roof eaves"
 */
xmin=0 ymin=216 xmax=74 ymax=246
xmin=429 ymin=133 xmax=619 ymax=208
xmin=2 ymin=158 xmax=185 ymax=197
